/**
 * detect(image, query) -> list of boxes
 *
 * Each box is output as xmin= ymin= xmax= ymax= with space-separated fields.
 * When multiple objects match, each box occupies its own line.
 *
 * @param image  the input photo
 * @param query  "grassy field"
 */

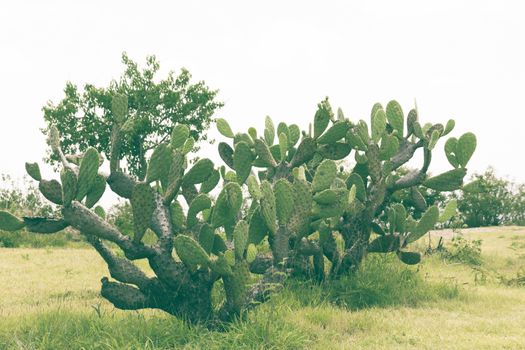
xmin=0 ymin=227 xmax=524 ymax=349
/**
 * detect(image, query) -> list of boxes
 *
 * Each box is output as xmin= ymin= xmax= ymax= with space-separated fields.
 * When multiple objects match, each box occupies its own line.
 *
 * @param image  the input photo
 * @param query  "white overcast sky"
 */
xmin=1 ymin=1 xmax=524 ymax=199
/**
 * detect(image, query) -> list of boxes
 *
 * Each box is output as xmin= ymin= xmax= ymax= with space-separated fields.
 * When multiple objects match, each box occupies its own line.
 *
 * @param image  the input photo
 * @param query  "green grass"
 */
xmin=1 ymin=227 xmax=524 ymax=349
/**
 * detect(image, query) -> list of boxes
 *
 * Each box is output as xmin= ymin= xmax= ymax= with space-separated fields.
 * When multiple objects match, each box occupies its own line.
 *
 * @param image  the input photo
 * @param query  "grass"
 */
xmin=0 ymin=227 xmax=524 ymax=349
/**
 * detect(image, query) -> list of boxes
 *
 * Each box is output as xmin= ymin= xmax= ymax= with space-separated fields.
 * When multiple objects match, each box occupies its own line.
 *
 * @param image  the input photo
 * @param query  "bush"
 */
xmin=440 ymin=236 xmax=483 ymax=266
xmin=455 ymin=167 xmax=525 ymax=227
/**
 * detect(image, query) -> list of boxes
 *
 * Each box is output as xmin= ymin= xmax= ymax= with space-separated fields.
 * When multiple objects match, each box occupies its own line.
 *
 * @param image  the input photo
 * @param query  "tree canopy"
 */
xmin=42 ymin=53 xmax=223 ymax=179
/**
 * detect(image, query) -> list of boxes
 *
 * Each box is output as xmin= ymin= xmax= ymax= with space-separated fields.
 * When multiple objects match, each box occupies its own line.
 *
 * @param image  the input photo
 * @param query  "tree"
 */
xmin=457 ymin=168 xmax=514 ymax=227
xmin=0 ymin=97 xmax=476 ymax=323
xmin=42 ymin=53 xmax=223 ymax=180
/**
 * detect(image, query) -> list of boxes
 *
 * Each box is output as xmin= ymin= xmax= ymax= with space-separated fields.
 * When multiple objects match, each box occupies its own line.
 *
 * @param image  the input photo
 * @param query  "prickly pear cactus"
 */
xmin=3 ymin=93 xmax=475 ymax=324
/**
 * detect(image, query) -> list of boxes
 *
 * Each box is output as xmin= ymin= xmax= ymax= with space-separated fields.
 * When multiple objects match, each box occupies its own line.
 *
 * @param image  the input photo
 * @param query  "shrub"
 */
xmin=456 ymin=167 xmax=525 ymax=227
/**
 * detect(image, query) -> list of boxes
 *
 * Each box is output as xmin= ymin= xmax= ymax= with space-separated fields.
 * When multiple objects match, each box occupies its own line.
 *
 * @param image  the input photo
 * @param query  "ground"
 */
xmin=0 ymin=227 xmax=524 ymax=349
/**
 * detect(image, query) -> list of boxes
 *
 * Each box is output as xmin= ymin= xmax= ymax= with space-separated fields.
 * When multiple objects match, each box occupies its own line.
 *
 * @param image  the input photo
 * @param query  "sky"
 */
xmin=0 ymin=1 xmax=524 ymax=205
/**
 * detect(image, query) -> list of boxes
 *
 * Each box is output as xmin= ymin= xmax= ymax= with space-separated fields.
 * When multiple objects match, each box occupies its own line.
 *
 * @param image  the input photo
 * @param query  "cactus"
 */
xmin=7 ymin=94 xmax=475 ymax=324
xmin=146 ymin=144 xmax=172 ymax=183
xmin=0 ymin=211 xmax=25 ymax=231
xmin=25 ymin=162 xmax=42 ymax=181
xmin=233 ymin=141 xmax=253 ymax=184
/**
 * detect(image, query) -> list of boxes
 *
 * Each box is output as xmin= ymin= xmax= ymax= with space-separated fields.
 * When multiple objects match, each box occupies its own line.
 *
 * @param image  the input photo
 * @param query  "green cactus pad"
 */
xmin=288 ymin=124 xmax=301 ymax=146
xmin=131 ymin=183 xmax=156 ymax=242
xmin=406 ymin=109 xmax=417 ymax=136
xmin=233 ymin=141 xmax=254 ymax=184
xmin=23 ymin=217 xmax=68 ymax=233
xmin=198 ymin=224 xmax=215 ymax=254
xmin=444 ymin=137 xmax=459 ymax=168
xmin=25 ymin=162 xmax=42 ymax=181
xmin=200 ymin=169 xmax=220 ymax=193
xmin=443 ymin=119 xmax=455 ymax=136
xmin=288 ymin=179 xmax=313 ymax=237
xmin=439 ymin=199 xmax=457 ymax=223
xmin=386 ymin=100 xmax=404 ymax=136
xmin=260 ymin=181 xmax=277 ymax=235
xmin=371 ymin=103 xmax=383 ymax=120
xmin=218 ymin=142 xmax=235 ymax=169
xmin=318 ymin=142 xmax=352 ymax=160
xmin=60 ymin=168 xmax=77 ymax=206
xmin=427 ymin=130 xmax=440 ymax=150
xmin=368 ymin=234 xmax=401 ymax=253
xmin=346 ymin=129 xmax=368 ymax=151
xmin=312 ymin=160 xmax=337 ymax=193
xmin=277 ymin=122 xmax=290 ymax=141
xmin=181 ymin=137 xmax=195 ymax=155
xmin=406 ymin=205 xmax=439 ymax=243
xmin=211 ymin=182 xmax=243 ymax=228
xmin=247 ymin=175 xmax=262 ymax=200
xmin=423 ymin=168 xmax=467 ymax=191
xmin=246 ymin=244 xmax=258 ymax=263
xmin=290 ymin=137 xmax=316 ymax=167
xmin=182 ymin=159 xmax=214 ymax=186
xmin=274 ymin=179 xmax=294 ymax=225
xmin=234 ymin=220 xmax=249 ymax=259
xmin=410 ymin=187 xmax=428 ymax=212
xmin=111 ymin=94 xmax=128 ymax=124
xmin=312 ymin=201 xmax=344 ymax=219
xmin=187 ymin=194 xmax=212 ymax=228
xmin=264 ymin=116 xmax=275 ymax=146
xmin=247 ymin=127 xmax=258 ymax=140
xmin=397 ymin=251 xmax=421 ymax=265
xmin=0 ymin=211 xmax=25 ymax=231
xmin=224 ymin=250 xmax=236 ymax=267
xmin=234 ymin=133 xmax=254 ymax=147
xmin=85 ymin=174 xmax=106 ymax=208
xmin=94 ymin=206 xmax=106 ymax=219
xmin=317 ymin=120 xmax=351 ymax=144
xmin=248 ymin=206 xmax=269 ymax=245
xmin=366 ymin=144 xmax=381 ymax=182
xmin=455 ymin=132 xmax=477 ymax=168
xmin=254 ymin=139 xmax=277 ymax=167
xmin=146 ymin=144 xmax=172 ymax=183
xmin=76 ymin=147 xmax=100 ymax=201
xmin=174 ymin=235 xmax=211 ymax=268
xmin=393 ymin=203 xmax=407 ymax=233
xmin=212 ymin=234 xmax=228 ymax=255
xmin=379 ymin=134 xmax=400 ymax=160
xmin=39 ymin=179 xmax=63 ymax=205
xmin=371 ymin=108 xmax=387 ymax=143
xmin=210 ymin=254 xmax=233 ymax=276
xmin=217 ymin=118 xmax=234 ymax=138
xmin=313 ymin=189 xmax=338 ymax=205
xmin=314 ymin=99 xmax=333 ymax=138
xmin=412 ymin=121 xmax=424 ymax=139
xmin=170 ymin=124 xmax=190 ymax=148
xmin=345 ymin=173 xmax=366 ymax=202
xmin=278 ymin=133 xmax=288 ymax=162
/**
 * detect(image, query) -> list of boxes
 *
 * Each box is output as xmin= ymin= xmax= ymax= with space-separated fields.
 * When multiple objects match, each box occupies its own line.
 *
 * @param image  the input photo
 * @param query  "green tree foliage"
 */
xmin=42 ymin=53 xmax=223 ymax=179
xmin=457 ymin=168 xmax=525 ymax=227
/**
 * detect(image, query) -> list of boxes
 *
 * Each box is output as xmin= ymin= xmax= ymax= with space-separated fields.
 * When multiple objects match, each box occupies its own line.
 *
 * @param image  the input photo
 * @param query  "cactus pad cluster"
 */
xmin=0 ymin=95 xmax=476 ymax=323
